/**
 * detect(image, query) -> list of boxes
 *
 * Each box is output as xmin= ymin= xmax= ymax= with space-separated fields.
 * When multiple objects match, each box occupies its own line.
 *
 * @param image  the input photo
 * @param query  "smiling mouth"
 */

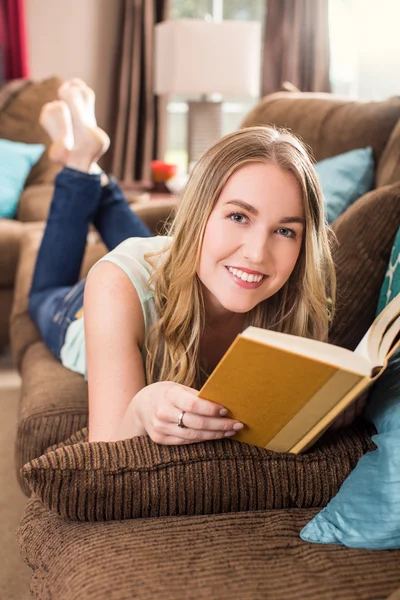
xmin=225 ymin=266 xmax=266 ymax=283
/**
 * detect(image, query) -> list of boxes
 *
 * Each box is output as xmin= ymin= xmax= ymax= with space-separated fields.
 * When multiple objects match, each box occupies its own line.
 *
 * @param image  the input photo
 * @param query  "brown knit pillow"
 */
xmin=21 ymin=423 xmax=375 ymax=521
xmin=329 ymin=182 xmax=400 ymax=350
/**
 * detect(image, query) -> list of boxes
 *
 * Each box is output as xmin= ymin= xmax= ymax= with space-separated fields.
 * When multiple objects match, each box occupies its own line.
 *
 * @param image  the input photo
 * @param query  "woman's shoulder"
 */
xmin=96 ymin=235 xmax=171 ymax=272
xmin=114 ymin=235 xmax=172 ymax=257
xmin=89 ymin=235 xmax=171 ymax=299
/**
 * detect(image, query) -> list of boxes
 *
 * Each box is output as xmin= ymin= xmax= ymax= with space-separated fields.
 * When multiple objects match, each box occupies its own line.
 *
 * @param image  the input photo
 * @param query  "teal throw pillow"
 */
xmin=316 ymin=147 xmax=375 ymax=223
xmin=300 ymin=348 xmax=400 ymax=550
xmin=376 ymin=227 xmax=400 ymax=316
xmin=0 ymin=139 xmax=45 ymax=218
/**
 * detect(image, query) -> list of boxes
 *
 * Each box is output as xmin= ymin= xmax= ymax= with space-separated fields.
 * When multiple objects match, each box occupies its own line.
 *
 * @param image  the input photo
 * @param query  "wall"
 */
xmin=25 ymin=0 xmax=122 ymax=130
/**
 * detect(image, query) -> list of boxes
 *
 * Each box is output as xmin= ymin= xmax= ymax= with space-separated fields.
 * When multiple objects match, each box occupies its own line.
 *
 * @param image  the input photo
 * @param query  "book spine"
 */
xmin=264 ymin=369 xmax=363 ymax=453
xmin=288 ymin=376 xmax=372 ymax=454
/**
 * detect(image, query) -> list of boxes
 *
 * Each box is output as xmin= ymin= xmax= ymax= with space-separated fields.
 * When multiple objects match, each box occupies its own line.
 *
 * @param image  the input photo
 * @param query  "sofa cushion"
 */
xmin=21 ymin=421 xmax=375 ymax=521
xmin=16 ymin=183 xmax=55 ymax=222
xmin=329 ymin=182 xmax=400 ymax=350
xmin=377 ymin=118 xmax=400 ymax=188
xmin=376 ymin=226 xmax=400 ymax=315
xmin=301 ymin=349 xmax=400 ymax=549
xmin=0 ymin=77 xmax=62 ymax=186
xmin=316 ymin=147 xmax=375 ymax=223
xmin=0 ymin=140 xmax=45 ymax=218
xmin=0 ymin=79 xmax=30 ymax=112
xmin=241 ymin=91 xmax=400 ymax=167
xmin=17 ymin=494 xmax=400 ymax=600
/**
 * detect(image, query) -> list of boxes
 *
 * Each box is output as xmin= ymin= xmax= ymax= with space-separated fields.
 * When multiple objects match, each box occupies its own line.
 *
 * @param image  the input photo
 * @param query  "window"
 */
xmin=165 ymin=0 xmax=266 ymax=172
xmin=329 ymin=0 xmax=400 ymax=101
xmin=328 ymin=0 xmax=358 ymax=97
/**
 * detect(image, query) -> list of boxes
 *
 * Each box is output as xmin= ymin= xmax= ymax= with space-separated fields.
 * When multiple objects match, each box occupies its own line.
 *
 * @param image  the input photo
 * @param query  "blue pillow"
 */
xmin=376 ymin=227 xmax=400 ymax=316
xmin=316 ymin=147 xmax=375 ymax=223
xmin=0 ymin=139 xmax=45 ymax=218
xmin=300 ymin=348 xmax=400 ymax=550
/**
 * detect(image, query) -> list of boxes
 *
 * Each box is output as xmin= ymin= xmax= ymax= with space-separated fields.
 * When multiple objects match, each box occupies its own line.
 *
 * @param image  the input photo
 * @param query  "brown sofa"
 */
xmin=12 ymin=92 xmax=400 ymax=598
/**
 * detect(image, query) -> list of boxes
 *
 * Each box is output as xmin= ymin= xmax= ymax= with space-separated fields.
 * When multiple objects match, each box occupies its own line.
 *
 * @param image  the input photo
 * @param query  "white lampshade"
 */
xmin=154 ymin=19 xmax=261 ymax=97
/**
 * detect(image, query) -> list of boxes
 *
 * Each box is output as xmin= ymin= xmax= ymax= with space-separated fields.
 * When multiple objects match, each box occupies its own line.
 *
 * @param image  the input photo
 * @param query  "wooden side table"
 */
xmin=119 ymin=181 xmax=176 ymax=205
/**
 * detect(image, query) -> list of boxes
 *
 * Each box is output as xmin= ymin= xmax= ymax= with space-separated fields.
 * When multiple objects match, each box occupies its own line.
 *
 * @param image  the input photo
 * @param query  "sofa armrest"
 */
xmin=129 ymin=198 xmax=177 ymax=235
xmin=17 ymin=184 xmax=177 ymax=231
xmin=0 ymin=218 xmax=24 ymax=287
xmin=17 ymin=184 xmax=56 ymax=223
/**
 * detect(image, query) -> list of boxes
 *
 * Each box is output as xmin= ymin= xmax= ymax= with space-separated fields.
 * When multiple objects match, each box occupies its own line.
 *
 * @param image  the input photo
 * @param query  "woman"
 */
xmin=31 ymin=79 xmax=358 ymax=447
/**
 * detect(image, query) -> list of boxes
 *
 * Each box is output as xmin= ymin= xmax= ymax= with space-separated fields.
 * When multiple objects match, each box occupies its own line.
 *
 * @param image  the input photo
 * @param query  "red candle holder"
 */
xmin=151 ymin=161 xmax=177 ymax=191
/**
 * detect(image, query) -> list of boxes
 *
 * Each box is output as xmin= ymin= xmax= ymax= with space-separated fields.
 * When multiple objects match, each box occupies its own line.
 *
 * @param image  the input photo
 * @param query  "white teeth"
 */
xmin=227 ymin=267 xmax=264 ymax=283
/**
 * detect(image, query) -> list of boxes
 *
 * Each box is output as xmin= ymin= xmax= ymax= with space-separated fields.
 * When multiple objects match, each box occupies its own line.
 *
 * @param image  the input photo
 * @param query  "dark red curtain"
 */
xmin=0 ymin=0 xmax=29 ymax=84
xmin=262 ymin=0 xmax=331 ymax=95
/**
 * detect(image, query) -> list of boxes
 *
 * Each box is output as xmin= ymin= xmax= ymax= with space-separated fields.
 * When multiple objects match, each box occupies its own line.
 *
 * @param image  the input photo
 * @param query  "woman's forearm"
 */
xmin=107 ymin=395 xmax=146 ymax=442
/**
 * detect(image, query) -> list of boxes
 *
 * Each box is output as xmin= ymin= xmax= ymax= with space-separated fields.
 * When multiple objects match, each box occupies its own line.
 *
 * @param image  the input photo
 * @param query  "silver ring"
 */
xmin=177 ymin=411 xmax=186 ymax=428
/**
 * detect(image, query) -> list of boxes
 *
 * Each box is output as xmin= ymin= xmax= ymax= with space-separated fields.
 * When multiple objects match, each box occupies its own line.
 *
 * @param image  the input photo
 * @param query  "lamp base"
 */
xmin=187 ymin=100 xmax=222 ymax=166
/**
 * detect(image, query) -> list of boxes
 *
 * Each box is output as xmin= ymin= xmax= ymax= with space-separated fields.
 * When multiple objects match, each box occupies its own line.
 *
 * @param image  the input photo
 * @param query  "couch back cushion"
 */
xmin=376 ymin=119 xmax=400 ymax=187
xmin=329 ymin=182 xmax=400 ymax=349
xmin=17 ymin=184 xmax=57 ymax=222
xmin=0 ymin=77 xmax=62 ymax=187
xmin=241 ymin=92 xmax=400 ymax=171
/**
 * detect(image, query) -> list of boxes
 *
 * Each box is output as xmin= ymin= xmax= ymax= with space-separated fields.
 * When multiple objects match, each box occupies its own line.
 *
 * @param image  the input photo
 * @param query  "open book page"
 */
xmin=242 ymin=326 xmax=372 ymax=376
xmin=378 ymin=317 xmax=400 ymax=364
xmin=355 ymin=294 xmax=400 ymax=366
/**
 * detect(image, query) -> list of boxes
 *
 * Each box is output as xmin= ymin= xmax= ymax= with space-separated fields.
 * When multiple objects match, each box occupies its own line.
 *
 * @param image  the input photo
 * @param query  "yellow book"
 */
xmin=198 ymin=294 xmax=400 ymax=453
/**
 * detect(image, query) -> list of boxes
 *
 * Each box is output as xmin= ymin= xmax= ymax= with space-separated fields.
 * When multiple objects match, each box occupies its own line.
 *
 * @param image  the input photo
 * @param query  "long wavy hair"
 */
xmin=144 ymin=126 xmax=336 ymax=388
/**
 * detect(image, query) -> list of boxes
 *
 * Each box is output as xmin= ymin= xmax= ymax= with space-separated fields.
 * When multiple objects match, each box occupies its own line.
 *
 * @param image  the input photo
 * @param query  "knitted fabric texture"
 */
xmin=22 ymin=422 xmax=375 ymax=521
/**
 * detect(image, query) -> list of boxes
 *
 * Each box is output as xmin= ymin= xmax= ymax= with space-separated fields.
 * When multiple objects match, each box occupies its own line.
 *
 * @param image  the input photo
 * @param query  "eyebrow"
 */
xmin=226 ymin=200 xmax=306 ymax=225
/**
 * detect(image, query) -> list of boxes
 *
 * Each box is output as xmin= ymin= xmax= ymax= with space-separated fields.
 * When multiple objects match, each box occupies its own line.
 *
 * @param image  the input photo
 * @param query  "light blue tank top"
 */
xmin=60 ymin=236 xmax=172 ymax=378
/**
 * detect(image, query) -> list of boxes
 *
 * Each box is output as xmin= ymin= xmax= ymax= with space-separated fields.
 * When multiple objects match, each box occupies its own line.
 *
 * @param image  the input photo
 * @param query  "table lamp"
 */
xmin=154 ymin=19 xmax=261 ymax=166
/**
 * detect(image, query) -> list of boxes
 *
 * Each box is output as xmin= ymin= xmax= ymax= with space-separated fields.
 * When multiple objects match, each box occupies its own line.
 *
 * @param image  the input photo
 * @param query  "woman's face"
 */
xmin=197 ymin=162 xmax=305 ymax=319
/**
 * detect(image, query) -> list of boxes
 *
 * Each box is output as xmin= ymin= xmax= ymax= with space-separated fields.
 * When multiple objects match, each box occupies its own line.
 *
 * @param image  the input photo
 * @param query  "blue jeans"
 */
xmin=28 ymin=167 xmax=151 ymax=358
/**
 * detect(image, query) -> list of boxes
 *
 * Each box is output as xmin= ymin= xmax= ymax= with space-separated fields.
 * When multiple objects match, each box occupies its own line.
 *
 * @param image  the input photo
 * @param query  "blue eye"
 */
xmin=277 ymin=227 xmax=296 ymax=239
xmin=228 ymin=212 xmax=248 ymax=224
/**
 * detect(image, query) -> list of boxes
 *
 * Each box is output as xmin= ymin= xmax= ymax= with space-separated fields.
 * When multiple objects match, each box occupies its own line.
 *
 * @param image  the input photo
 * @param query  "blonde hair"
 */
xmin=145 ymin=126 xmax=336 ymax=387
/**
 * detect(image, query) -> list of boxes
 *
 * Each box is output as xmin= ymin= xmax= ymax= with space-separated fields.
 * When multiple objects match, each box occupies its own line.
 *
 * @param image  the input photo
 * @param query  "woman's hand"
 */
xmin=124 ymin=381 xmax=244 ymax=445
xmin=329 ymin=390 xmax=369 ymax=430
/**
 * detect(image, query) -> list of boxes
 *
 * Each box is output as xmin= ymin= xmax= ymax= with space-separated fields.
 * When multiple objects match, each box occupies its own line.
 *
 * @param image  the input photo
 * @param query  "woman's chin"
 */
xmin=218 ymin=298 xmax=260 ymax=314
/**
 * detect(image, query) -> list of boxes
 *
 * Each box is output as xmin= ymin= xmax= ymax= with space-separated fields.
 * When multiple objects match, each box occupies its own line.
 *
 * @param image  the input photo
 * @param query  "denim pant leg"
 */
xmin=93 ymin=175 xmax=151 ymax=250
xmin=29 ymin=168 xmax=102 ymax=357
xmin=31 ymin=282 xmax=85 ymax=358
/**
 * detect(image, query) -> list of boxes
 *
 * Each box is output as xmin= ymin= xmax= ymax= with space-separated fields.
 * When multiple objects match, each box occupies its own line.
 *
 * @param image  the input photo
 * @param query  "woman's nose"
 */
xmin=242 ymin=231 xmax=270 ymax=264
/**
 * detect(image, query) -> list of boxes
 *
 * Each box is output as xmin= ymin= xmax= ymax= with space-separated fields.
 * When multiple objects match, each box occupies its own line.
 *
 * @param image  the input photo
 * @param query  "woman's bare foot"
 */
xmin=39 ymin=101 xmax=74 ymax=164
xmin=58 ymin=78 xmax=110 ymax=172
